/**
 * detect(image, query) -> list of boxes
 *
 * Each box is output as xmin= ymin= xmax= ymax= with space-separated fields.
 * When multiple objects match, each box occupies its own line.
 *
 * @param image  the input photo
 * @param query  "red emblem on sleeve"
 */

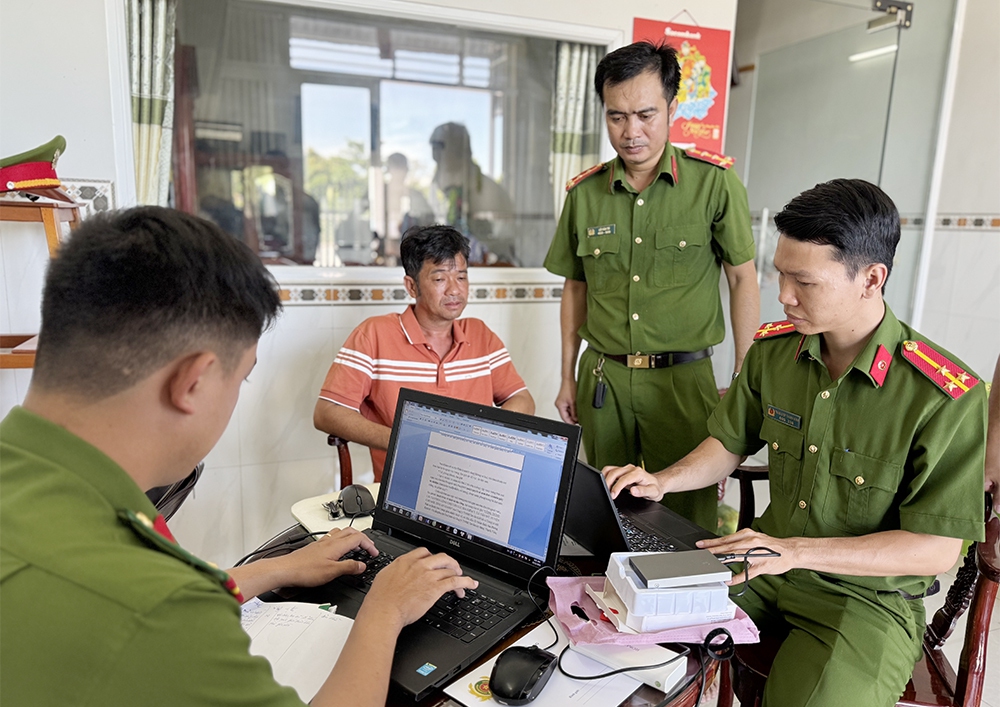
xmin=901 ymin=340 xmax=979 ymax=399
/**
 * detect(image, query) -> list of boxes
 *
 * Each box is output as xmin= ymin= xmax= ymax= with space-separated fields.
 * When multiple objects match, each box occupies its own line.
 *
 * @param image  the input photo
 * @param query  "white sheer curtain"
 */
xmin=550 ymin=42 xmax=603 ymax=216
xmin=127 ymin=0 xmax=176 ymax=206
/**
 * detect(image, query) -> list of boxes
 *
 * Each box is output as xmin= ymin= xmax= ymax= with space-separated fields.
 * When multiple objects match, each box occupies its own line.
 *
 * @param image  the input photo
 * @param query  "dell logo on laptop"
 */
xmin=449 ymin=539 xmax=461 ymax=548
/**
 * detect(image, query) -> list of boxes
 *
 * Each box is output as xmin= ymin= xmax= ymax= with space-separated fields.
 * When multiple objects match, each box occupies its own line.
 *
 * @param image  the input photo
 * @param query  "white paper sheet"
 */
xmin=240 ymin=598 xmax=354 ymax=703
xmin=444 ymin=620 xmax=641 ymax=706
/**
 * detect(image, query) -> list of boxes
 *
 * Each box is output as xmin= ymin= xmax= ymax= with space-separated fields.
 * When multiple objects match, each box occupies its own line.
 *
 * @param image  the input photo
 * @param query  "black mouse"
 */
xmin=489 ymin=645 xmax=557 ymax=705
xmin=340 ymin=484 xmax=375 ymax=517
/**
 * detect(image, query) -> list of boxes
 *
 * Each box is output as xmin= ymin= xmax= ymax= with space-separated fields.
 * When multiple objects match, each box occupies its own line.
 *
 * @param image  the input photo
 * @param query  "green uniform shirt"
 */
xmin=708 ymin=306 xmax=987 ymax=597
xmin=544 ymin=143 xmax=755 ymax=354
xmin=0 ymin=407 xmax=304 ymax=707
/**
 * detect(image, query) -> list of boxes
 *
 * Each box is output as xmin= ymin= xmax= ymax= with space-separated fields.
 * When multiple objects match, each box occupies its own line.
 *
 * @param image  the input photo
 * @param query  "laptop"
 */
xmin=564 ymin=460 xmax=717 ymax=566
xmin=304 ymin=388 xmax=581 ymax=700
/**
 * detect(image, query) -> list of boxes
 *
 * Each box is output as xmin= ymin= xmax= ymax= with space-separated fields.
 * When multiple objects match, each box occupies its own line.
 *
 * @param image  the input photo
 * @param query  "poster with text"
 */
xmin=633 ymin=18 xmax=732 ymax=155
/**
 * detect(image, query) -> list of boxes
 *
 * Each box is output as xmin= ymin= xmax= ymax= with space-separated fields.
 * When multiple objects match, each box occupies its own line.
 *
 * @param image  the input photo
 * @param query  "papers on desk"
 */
xmin=444 ymin=621 xmax=641 ymax=707
xmin=240 ymin=598 xmax=353 ymax=703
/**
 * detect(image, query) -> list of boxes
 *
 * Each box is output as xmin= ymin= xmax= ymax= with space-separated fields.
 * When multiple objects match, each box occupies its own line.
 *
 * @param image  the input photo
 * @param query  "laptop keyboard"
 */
xmin=341 ymin=549 xmax=517 ymax=643
xmin=619 ymin=515 xmax=679 ymax=552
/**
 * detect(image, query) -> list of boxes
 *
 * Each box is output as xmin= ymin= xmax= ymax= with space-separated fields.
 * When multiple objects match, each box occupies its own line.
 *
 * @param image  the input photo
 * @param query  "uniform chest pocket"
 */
xmin=576 ymin=233 xmax=623 ymax=294
xmin=824 ymin=449 xmax=903 ymax=535
xmin=761 ymin=417 xmax=803 ymax=500
xmin=653 ymin=224 xmax=710 ymax=287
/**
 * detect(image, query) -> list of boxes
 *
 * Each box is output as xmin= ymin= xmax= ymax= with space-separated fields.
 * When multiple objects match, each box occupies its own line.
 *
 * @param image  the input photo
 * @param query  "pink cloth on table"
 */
xmin=547 ymin=576 xmax=759 ymax=646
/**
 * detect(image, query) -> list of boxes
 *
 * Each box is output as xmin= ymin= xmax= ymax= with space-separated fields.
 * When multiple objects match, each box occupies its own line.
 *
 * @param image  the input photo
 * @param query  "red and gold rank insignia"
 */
xmin=754 ymin=321 xmax=797 ymax=340
xmin=901 ymin=340 xmax=979 ymax=399
xmin=868 ymin=344 xmax=893 ymax=387
xmin=565 ymin=162 xmax=607 ymax=191
xmin=684 ymin=147 xmax=735 ymax=170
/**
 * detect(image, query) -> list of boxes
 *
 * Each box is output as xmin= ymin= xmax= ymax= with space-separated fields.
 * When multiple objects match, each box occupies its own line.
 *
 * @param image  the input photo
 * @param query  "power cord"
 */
xmin=714 ymin=547 xmax=780 ymax=597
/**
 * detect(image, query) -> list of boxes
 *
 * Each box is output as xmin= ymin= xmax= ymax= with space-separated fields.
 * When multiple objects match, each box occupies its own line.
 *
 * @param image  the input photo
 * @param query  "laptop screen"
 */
xmin=375 ymin=389 xmax=580 ymax=579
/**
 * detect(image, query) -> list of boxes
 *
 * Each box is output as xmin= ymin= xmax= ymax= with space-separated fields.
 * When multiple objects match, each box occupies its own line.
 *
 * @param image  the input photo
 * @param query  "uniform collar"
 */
xmin=796 ymin=304 xmax=902 ymax=388
xmin=608 ymin=143 xmax=678 ymax=194
xmin=399 ymin=303 xmax=467 ymax=348
xmin=0 ymin=406 xmax=158 ymax=517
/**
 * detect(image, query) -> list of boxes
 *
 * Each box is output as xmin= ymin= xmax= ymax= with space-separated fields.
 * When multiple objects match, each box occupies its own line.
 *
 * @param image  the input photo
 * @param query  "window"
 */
xmin=174 ymin=0 xmax=585 ymax=267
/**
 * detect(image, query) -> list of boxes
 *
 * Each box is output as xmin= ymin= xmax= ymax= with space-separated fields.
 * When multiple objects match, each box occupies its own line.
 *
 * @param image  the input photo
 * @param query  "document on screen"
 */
xmin=415 ymin=431 xmax=523 ymax=543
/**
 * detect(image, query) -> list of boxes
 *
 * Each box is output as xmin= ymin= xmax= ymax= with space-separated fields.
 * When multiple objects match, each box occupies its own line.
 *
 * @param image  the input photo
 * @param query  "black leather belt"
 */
xmin=597 ymin=346 xmax=713 ymax=369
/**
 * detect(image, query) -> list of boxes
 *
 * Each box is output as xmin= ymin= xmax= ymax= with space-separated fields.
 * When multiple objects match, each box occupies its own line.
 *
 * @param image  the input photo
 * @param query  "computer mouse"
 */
xmin=340 ymin=484 xmax=375 ymax=517
xmin=489 ymin=645 xmax=557 ymax=705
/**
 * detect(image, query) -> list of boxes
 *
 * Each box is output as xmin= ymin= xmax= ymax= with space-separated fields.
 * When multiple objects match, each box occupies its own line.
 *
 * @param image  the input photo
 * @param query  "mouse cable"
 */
xmin=232 ymin=530 xmax=329 ymax=566
xmin=555 ymin=643 xmax=690 ymax=681
xmin=524 ymin=565 xmax=561 ymax=651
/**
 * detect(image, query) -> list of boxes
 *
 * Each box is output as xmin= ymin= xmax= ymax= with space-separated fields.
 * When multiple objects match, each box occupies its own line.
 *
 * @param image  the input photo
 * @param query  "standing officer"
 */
xmin=544 ymin=41 xmax=760 ymax=530
xmin=605 ymin=179 xmax=987 ymax=707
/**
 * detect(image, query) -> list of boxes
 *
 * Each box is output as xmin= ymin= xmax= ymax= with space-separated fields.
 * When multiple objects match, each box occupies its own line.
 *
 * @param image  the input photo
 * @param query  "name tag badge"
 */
xmin=766 ymin=405 xmax=802 ymax=430
xmin=586 ymin=224 xmax=616 ymax=237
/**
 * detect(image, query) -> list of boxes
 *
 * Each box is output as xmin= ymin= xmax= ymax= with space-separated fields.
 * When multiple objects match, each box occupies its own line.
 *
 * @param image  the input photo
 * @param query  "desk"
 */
xmin=252 ymin=491 xmax=721 ymax=707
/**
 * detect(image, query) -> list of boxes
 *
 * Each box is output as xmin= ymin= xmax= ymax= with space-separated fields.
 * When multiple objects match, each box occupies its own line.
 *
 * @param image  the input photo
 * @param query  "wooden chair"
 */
xmin=720 ymin=511 xmax=1000 ymax=707
xmin=327 ymin=435 xmax=384 ymax=489
xmin=145 ymin=463 xmax=204 ymax=521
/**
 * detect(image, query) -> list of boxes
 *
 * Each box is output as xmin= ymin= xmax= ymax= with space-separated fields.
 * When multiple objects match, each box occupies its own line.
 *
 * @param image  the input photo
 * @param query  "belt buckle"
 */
xmin=627 ymin=354 xmax=650 ymax=369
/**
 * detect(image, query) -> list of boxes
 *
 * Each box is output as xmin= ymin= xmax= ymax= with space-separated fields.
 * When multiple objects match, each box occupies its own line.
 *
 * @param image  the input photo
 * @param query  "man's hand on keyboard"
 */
xmin=365 ymin=547 xmax=479 ymax=632
xmin=602 ymin=463 xmax=665 ymax=501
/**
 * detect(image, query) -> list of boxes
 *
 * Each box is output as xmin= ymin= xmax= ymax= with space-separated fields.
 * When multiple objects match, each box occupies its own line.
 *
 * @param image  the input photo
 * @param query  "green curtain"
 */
xmin=127 ymin=0 xmax=176 ymax=206
xmin=550 ymin=42 xmax=603 ymax=217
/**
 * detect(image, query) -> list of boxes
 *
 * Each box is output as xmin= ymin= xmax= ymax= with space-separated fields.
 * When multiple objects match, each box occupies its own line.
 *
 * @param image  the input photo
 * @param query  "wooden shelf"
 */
xmin=0 ymin=334 xmax=38 ymax=369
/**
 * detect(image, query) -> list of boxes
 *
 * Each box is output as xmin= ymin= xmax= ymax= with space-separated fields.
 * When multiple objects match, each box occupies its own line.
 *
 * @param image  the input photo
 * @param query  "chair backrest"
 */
xmin=145 ymin=463 xmax=204 ymax=521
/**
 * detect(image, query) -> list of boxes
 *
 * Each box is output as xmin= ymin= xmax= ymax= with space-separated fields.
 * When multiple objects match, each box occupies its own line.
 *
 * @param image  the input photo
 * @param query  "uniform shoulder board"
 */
xmin=565 ymin=162 xmax=607 ymax=191
xmin=754 ymin=321 xmax=797 ymax=340
xmin=119 ymin=508 xmax=244 ymax=603
xmin=900 ymin=340 xmax=980 ymax=400
xmin=683 ymin=147 xmax=735 ymax=170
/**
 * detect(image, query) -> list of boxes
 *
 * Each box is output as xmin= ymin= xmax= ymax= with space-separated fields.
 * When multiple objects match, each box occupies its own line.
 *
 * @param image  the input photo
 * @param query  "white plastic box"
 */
xmin=587 ymin=581 xmax=738 ymax=633
xmin=606 ymin=552 xmax=731 ymax=618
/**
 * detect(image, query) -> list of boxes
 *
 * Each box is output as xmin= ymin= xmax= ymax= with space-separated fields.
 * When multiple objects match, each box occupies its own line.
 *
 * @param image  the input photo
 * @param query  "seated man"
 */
xmin=314 ymin=224 xmax=534 ymax=477
xmin=0 ymin=207 xmax=477 ymax=706
xmin=604 ymin=179 xmax=987 ymax=707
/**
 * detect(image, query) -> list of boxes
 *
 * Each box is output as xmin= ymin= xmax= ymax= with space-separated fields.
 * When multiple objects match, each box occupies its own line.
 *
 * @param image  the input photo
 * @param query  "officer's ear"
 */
xmin=860 ymin=263 xmax=888 ymax=299
xmin=668 ymin=97 xmax=679 ymax=125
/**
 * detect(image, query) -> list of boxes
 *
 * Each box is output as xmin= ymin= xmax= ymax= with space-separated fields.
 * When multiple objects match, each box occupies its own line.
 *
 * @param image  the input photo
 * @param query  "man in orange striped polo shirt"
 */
xmin=314 ymin=225 xmax=535 ymax=478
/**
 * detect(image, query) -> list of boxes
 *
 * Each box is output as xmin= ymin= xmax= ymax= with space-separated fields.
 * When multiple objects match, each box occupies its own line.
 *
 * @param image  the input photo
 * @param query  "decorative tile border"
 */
xmin=0 ymin=178 xmax=116 ymax=219
xmin=278 ymin=284 xmax=563 ymax=305
xmin=751 ymin=211 xmax=1000 ymax=231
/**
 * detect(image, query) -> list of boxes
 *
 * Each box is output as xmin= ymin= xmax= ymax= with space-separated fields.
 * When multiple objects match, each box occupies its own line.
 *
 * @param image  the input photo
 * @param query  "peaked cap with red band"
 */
xmin=901 ymin=340 xmax=980 ymax=400
xmin=120 ymin=508 xmax=245 ymax=603
xmin=0 ymin=135 xmax=66 ymax=193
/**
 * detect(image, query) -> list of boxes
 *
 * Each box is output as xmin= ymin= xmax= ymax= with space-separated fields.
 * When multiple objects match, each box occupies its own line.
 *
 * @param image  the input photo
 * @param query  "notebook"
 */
xmin=302 ymin=388 xmax=581 ymax=700
xmin=563 ymin=461 xmax=717 ymax=566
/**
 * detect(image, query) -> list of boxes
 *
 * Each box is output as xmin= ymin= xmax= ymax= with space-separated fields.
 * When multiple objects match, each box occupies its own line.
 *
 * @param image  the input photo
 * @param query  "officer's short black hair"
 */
xmin=774 ymin=178 xmax=900 ymax=291
xmin=33 ymin=206 xmax=281 ymax=399
xmin=400 ymin=225 xmax=471 ymax=279
xmin=594 ymin=41 xmax=681 ymax=105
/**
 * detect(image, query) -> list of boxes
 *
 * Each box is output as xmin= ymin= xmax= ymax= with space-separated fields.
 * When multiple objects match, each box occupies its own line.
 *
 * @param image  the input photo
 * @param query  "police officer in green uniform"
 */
xmin=545 ymin=41 xmax=760 ymax=530
xmin=0 ymin=208 xmax=478 ymax=706
xmin=605 ymin=179 xmax=987 ymax=707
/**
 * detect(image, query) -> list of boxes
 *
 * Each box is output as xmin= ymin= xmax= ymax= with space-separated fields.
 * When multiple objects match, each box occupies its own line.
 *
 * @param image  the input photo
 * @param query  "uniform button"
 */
xmin=635 ymin=237 xmax=642 ymax=244
xmin=637 ymin=198 xmax=645 ymax=206
xmin=679 ymin=240 xmax=687 ymax=248
xmin=808 ymin=444 xmax=818 ymax=454
xmin=593 ymin=248 xmax=601 ymax=255
xmin=798 ymin=500 xmax=807 ymax=509
xmin=633 ymin=275 xmax=640 ymax=282
xmin=854 ymin=476 xmax=865 ymax=486
xmin=772 ymin=442 xmax=779 ymax=451
xmin=821 ymin=390 xmax=831 ymax=399
xmin=631 ymin=313 xmax=639 ymax=321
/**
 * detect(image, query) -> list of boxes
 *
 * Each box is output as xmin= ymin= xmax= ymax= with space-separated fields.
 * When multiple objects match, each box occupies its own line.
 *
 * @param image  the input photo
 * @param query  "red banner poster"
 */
xmin=633 ymin=18 xmax=732 ymax=155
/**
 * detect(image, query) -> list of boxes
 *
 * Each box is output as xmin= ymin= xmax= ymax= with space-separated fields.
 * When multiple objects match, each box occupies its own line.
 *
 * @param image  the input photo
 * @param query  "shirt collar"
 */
xmin=0 ymin=406 xmax=158 ymax=517
xmin=796 ymin=304 xmax=902 ymax=387
xmin=609 ymin=143 xmax=678 ymax=194
xmin=399 ymin=303 xmax=467 ymax=348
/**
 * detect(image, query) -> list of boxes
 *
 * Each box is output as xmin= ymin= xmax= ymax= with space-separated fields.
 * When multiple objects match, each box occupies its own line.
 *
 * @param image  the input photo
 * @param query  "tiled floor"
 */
xmin=707 ymin=559 xmax=1000 ymax=707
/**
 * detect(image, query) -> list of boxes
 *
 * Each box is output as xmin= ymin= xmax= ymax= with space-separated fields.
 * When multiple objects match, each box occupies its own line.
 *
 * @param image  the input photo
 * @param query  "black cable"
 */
xmin=714 ymin=546 xmax=780 ymax=597
xmin=233 ymin=530 xmax=329 ymax=566
xmin=524 ymin=565 xmax=560 ymax=651
xmin=556 ymin=643 xmax=691 ymax=681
